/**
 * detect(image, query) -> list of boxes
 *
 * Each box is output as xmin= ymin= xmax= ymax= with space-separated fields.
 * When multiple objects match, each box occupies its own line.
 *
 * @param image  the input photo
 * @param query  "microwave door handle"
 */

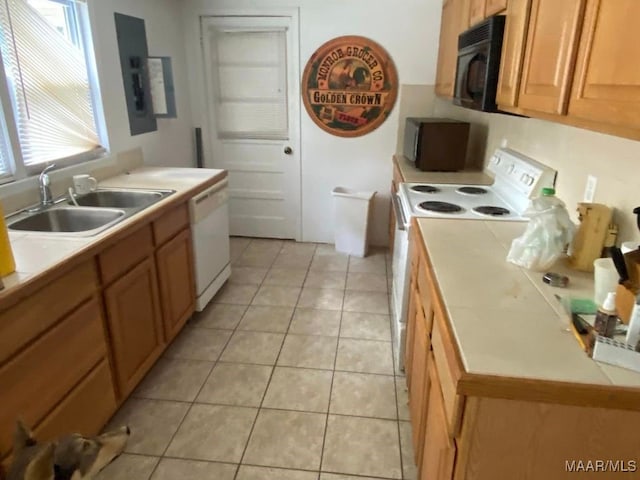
xmin=392 ymin=193 xmax=407 ymax=231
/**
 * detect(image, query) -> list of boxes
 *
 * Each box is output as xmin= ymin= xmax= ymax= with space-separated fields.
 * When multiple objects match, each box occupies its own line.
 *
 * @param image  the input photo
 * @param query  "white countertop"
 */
xmin=394 ymin=154 xmax=493 ymax=185
xmin=416 ymin=218 xmax=640 ymax=388
xmin=2 ymin=166 xmax=225 ymax=299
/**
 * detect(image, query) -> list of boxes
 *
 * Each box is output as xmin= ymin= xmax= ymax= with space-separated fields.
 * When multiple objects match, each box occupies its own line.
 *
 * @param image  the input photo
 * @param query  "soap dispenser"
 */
xmin=594 ymin=292 xmax=617 ymax=338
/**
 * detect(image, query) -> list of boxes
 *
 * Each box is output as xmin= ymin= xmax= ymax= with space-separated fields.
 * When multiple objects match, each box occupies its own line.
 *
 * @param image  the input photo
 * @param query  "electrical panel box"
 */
xmin=114 ymin=13 xmax=157 ymax=136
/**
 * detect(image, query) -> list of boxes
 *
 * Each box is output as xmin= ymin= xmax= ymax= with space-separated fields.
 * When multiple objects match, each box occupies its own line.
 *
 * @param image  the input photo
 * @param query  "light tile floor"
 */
xmin=98 ymin=238 xmax=417 ymax=480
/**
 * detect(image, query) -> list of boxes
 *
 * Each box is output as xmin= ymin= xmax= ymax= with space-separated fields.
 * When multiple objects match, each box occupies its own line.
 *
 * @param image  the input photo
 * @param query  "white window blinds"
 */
xmin=210 ymin=29 xmax=288 ymax=140
xmin=0 ymin=0 xmax=100 ymax=167
xmin=0 ymin=117 xmax=12 ymax=179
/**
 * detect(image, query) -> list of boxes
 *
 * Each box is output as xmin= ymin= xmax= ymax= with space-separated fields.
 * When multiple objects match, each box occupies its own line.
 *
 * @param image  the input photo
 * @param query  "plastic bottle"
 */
xmin=0 ymin=202 xmax=15 ymax=277
xmin=594 ymin=292 xmax=617 ymax=338
xmin=625 ymin=294 xmax=640 ymax=350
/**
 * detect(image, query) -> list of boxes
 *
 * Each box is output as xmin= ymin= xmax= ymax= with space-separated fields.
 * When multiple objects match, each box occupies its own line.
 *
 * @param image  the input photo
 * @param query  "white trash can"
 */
xmin=332 ymin=187 xmax=377 ymax=257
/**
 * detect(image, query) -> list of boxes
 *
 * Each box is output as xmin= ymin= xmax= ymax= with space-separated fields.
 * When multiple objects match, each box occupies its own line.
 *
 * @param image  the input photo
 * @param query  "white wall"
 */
xmin=182 ymin=0 xmax=441 ymax=245
xmin=88 ymin=0 xmax=194 ymax=168
xmin=433 ymin=99 xmax=640 ymax=244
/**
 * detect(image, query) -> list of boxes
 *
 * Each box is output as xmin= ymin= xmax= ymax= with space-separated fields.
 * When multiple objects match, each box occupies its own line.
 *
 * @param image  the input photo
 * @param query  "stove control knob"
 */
xmin=507 ymin=164 xmax=515 ymax=174
xmin=527 ymin=176 xmax=535 ymax=186
xmin=493 ymin=154 xmax=501 ymax=165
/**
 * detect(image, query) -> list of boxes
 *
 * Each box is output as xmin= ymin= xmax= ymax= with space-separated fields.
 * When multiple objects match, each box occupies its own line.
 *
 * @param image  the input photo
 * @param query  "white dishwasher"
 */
xmin=189 ymin=178 xmax=231 ymax=311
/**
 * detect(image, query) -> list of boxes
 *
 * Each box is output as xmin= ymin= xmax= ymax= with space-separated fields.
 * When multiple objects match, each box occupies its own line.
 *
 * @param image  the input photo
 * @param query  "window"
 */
xmin=209 ymin=28 xmax=288 ymax=140
xmin=0 ymin=0 xmax=103 ymax=181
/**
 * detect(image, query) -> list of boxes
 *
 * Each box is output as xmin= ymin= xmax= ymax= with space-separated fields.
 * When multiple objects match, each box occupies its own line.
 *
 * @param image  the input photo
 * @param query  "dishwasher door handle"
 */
xmin=392 ymin=193 xmax=407 ymax=231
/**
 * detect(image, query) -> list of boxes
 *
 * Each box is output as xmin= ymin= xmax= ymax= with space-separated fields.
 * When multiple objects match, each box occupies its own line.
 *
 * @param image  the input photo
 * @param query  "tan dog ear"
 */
xmin=24 ymin=443 xmax=54 ymax=480
xmin=13 ymin=420 xmax=36 ymax=454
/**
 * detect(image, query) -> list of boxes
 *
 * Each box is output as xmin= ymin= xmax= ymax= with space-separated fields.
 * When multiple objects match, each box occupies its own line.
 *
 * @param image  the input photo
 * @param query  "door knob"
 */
xmin=284 ymin=146 xmax=292 ymax=155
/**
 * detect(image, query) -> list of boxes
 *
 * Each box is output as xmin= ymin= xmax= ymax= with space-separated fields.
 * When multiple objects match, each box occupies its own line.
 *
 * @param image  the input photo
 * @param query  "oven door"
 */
xmin=391 ymin=193 xmax=411 ymax=371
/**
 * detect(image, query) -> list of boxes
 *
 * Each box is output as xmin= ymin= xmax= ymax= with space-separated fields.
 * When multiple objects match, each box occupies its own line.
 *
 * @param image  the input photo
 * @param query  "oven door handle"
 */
xmin=392 ymin=193 xmax=407 ymax=231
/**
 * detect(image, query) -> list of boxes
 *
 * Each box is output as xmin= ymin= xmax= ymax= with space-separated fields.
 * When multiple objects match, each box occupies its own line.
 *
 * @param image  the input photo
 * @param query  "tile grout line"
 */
xmin=385 ymin=247 xmax=408 ymax=480
xmin=317 ymin=259 xmax=348 ymax=477
xmin=145 ymin=237 xmax=265 ymax=480
xmin=232 ymin=241 xmax=316 ymax=480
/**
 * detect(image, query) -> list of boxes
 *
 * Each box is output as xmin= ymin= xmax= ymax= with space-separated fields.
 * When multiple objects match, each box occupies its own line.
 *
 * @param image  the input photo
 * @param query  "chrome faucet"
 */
xmin=38 ymin=164 xmax=55 ymax=206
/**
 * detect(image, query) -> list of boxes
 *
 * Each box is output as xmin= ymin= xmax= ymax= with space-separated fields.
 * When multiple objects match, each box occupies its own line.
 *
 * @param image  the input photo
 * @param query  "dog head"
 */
xmin=7 ymin=422 xmax=130 ymax=480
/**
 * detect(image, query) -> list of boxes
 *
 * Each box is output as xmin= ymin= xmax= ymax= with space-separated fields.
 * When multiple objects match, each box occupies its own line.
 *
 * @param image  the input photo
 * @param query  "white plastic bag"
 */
xmin=507 ymin=189 xmax=575 ymax=271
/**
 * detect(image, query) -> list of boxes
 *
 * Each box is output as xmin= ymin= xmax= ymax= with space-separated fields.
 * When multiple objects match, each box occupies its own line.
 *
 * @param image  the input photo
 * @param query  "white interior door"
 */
xmin=201 ymin=15 xmax=301 ymax=240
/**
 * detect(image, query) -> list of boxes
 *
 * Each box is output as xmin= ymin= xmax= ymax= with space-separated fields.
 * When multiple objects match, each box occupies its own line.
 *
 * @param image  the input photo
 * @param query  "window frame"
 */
xmin=0 ymin=0 xmax=107 ymax=182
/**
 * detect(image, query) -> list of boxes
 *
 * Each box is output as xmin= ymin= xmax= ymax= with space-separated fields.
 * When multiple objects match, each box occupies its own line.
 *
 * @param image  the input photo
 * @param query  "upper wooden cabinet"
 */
xmin=469 ymin=0 xmax=486 ymax=25
xmin=435 ymin=0 xmax=470 ymax=98
xmin=435 ymin=0 xmax=457 ymax=97
xmin=496 ymin=0 xmax=532 ymax=108
xmin=568 ymin=0 xmax=640 ymax=130
xmin=517 ymin=0 xmax=586 ymax=114
xmin=485 ymin=0 xmax=508 ymax=16
xmin=469 ymin=0 xmax=506 ymax=26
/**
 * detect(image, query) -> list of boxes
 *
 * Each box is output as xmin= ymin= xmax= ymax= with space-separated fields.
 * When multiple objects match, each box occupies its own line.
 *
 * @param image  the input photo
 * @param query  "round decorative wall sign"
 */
xmin=301 ymin=35 xmax=398 ymax=137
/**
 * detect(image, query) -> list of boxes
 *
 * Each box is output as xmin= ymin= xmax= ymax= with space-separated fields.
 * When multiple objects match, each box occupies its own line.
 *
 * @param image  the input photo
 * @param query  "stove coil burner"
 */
xmin=457 ymin=186 xmax=488 ymax=195
xmin=411 ymin=185 xmax=441 ymax=194
xmin=418 ymin=201 xmax=464 ymax=214
xmin=473 ymin=206 xmax=511 ymax=217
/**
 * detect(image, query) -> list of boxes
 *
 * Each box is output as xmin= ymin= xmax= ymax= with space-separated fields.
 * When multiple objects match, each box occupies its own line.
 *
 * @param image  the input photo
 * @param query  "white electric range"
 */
xmin=390 ymin=148 xmax=558 ymax=372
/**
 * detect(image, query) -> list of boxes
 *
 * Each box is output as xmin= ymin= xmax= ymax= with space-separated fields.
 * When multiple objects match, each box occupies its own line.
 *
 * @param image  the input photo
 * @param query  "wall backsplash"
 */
xmin=431 ymin=97 xmax=640 ymax=244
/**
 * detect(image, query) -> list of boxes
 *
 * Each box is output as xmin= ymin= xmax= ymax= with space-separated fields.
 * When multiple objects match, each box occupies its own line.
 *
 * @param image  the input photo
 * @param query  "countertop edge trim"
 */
xmin=457 ymin=372 xmax=640 ymax=411
xmin=0 ymin=170 xmax=227 ymax=310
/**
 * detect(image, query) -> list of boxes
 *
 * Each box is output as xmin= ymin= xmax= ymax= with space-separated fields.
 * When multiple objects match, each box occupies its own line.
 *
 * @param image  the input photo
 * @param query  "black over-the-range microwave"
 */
xmin=453 ymin=15 xmax=506 ymax=112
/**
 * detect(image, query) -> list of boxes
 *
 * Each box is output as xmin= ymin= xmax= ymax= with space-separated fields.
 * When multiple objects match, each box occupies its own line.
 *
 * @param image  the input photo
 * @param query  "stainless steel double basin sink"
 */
xmin=7 ymin=189 xmax=175 ymax=236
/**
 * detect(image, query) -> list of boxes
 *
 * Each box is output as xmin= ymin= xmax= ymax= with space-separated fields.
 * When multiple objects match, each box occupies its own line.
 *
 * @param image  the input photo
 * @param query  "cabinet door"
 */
xmin=156 ymin=228 xmax=196 ymax=342
xmin=435 ymin=0 xmax=457 ymax=97
xmin=104 ymin=257 xmax=164 ymax=398
xmin=404 ymin=278 xmax=418 ymax=389
xmin=496 ymin=0 xmax=532 ymax=108
xmin=485 ymin=0 xmax=507 ymax=15
xmin=518 ymin=0 xmax=586 ymax=114
xmin=409 ymin=296 xmax=432 ymax=466
xmin=469 ymin=0 xmax=486 ymax=25
xmin=568 ymin=0 xmax=640 ymax=129
xmin=420 ymin=355 xmax=456 ymax=480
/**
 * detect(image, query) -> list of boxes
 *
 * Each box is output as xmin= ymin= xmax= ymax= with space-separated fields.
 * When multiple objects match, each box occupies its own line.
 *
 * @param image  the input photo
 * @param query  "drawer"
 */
xmin=431 ymin=297 xmax=465 ymax=437
xmin=0 ymin=261 xmax=98 ymax=364
xmin=0 ymin=296 xmax=107 ymax=457
xmin=35 ymin=359 xmax=117 ymax=443
xmin=99 ymin=224 xmax=154 ymax=284
xmin=153 ymin=203 xmax=189 ymax=246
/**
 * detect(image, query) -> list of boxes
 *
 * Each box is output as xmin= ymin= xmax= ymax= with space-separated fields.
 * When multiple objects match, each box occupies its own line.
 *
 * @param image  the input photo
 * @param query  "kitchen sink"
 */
xmin=68 ymin=189 xmax=170 ymax=209
xmin=7 ymin=188 xmax=175 ymax=236
xmin=8 ymin=207 xmax=125 ymax=233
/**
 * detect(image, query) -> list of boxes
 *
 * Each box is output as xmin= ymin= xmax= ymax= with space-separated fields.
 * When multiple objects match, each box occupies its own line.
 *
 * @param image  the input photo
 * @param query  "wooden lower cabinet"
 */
xmin=408 ymin=291 xmax=431 ymax=466
xmin=0 ymin=295 xmax=108 ymax=457
xmin=421 ymin=356 xmax=456 ymax=480
xmin=156 ymin=228 xmax=196 ymax=342
xmin=104 ymin=257 xmax=164 ymax=399
xmin=35 ymin=360 xmax=116 ymax=442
